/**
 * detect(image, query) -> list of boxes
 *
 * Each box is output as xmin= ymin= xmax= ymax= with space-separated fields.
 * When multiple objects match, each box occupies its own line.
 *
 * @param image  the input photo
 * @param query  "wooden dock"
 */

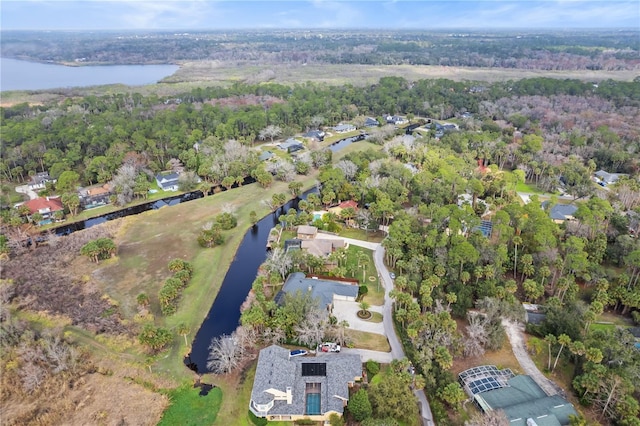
xmin=266 ymin=227 xmax=282 ymax=248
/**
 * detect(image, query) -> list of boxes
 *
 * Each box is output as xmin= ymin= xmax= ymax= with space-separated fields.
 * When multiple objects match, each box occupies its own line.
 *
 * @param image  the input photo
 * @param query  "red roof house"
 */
xmin=338 ymin=200 xmax=359 ymax=210
xmin=23 ymin=197 xmax=64 ymax=217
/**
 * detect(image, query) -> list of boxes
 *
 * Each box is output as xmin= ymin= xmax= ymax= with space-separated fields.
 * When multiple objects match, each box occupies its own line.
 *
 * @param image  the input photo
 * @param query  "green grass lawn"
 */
xmin=342 ymin=245 xmax=384 ymax=305
xmin=158 ymin=384 xmax=223 ymax=426
xmin=346 ymin=329 xmax=390 ymax=352
xmin=515 ymin=181 xmax=545 ymax=194
xmin=339 ymin=228 xmax=385 ymax=243
xmin=368 ymin=312 xmax=383 ymax=323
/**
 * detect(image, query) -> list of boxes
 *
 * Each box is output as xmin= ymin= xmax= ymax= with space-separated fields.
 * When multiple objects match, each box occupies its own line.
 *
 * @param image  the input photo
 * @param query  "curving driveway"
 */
xmin=332 ymin=299 xmax=385 ymax=335
xmin=502 ymin=319 xmax=564 ymax=396
xmin=15 ymin=184 xmax=39 ymax=201
xmin=321 ymin=233 xmax=435 ymax=425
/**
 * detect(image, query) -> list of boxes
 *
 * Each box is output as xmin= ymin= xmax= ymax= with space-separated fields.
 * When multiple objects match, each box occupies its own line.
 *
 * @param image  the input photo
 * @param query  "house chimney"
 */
xmin=46 ymin=196 xmax=49 ymax=201
xmin=286 ymin=386 xmax=292 ymax=404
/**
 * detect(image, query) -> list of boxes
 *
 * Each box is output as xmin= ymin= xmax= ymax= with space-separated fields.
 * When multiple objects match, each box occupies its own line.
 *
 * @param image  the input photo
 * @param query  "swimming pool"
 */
xmin=306 ymin=393 xmax=320 ymax=415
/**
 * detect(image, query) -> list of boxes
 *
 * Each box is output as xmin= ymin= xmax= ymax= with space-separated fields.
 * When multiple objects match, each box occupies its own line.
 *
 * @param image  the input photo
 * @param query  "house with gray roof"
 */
xmin=594 ymin=169 xmax=627 ymax=186
xmin=155 ymin=172 xmax=180 ymax=191
xmin=250 ymin=345 xmax=362 ymax=422
xmin=385 ymin=115 xmax=408 ymax=125
xmin=278 ymin=139 xmax=305 ymax=153
xmin=364 ymin=117 xmax=379 ymax=127
xmin=28 ymin=171 xmax=55 ymax=190
xmin=303 ymin=130 xmax=325 ymax=141
xmin=276 ymin=272 xmax=359 ymax=312
xmin=544 ymin=202 xmax=578 ymax=223
xmin=333 ymin=123 xmax=356 ymax=133
xmin=259 ymin=151 xmax=275 ymax=162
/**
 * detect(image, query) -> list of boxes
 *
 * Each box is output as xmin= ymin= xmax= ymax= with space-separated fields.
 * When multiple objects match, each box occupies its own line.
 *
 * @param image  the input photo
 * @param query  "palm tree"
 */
xmin=513 ymin=235 xmax=523 ymax=279
xmin=358 ymin=301 xmax=370 ymax=316
xmin=177 ymin=323 xmax=190 ymax=347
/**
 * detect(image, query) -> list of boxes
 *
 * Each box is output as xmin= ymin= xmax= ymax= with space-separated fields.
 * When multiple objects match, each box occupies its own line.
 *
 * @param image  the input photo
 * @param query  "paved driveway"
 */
xmin=15 ymin=185 xmax=38 ymax=201
xmin=339 ymin=348 xmax=393 ymax=363
xmin=332 ymin=299 xmax=385 ymax=335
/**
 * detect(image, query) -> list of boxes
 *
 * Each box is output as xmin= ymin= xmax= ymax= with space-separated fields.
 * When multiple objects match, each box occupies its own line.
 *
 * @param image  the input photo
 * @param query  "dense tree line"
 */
xmin=2 ymin=29 xmax=638 ymax=71
xmin=1 ymin=77 xmax=637 ymax=201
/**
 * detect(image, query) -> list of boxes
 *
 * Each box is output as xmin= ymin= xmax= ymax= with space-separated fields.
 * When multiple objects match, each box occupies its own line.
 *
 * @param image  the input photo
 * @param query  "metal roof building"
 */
xmin=459 ymin=366 xmax=578 ymax=426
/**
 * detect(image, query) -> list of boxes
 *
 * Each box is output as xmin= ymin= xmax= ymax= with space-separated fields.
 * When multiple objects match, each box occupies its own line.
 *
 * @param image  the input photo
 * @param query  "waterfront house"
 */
xmin=333 ymin=124 xmax=356 ymax=133
xmin=249 ymin=345 xmax=362 ymax=422
xmin=155 ymin=172 xmax=180 ymax=191
xmin=275 ymin=272 xmax=359 ymax=312
xmin=22 ymin=196 xmax=64 ymax=220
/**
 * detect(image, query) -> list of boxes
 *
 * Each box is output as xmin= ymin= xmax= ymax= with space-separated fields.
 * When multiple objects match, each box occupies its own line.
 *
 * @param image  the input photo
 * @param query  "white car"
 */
xmin=389 ymin=272 xmax=396 ymax=279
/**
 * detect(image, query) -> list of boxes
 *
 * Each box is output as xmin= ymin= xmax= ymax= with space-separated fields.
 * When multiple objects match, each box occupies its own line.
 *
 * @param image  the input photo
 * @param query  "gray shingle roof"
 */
xmin=279 ymin=139 xmax=304 ymax=150
xmin=548 ymin=204 xmax=578 ymax=221
xmin=595 ymin=170 xmax=626 ymax=184
xmin=250 ymin=345 xmax=361 ymax=417
xmin=281 ymin=272 xmax=359 ymax=309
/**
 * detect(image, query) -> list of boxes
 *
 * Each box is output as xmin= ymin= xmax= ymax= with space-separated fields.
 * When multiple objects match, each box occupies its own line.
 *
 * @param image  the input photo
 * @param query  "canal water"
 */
xmin=53 ymin=191 xmax=203 ymax=235
xmin=186 ymin=190 xmax=317 ymax=373
xmin=40 ymin=134 xmax=361 ymax=374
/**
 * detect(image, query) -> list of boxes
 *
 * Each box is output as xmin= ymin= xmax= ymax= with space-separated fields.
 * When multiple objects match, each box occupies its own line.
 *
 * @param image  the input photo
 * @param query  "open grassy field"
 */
xmin=2 ymin=62 xmax=636 ymax=107
xmin=165 ymin=62 xmax=640 ymax=87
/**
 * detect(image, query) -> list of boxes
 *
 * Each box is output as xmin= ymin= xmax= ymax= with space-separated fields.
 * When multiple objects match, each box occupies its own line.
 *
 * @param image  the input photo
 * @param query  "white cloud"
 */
xmin=118 ymin=1 xmax=214 ymax=29
xmin=310 ymin=0 xmax=363 ymax=28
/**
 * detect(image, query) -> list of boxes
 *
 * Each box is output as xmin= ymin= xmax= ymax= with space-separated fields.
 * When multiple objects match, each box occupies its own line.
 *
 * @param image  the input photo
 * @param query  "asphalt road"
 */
xmin=374 ymin=245 xmax=435 ymax=426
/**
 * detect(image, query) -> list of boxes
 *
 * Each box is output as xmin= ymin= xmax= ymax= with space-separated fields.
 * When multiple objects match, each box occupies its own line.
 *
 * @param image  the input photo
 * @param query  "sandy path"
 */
xmin=502 ymin=319 xmax=564 ymax=396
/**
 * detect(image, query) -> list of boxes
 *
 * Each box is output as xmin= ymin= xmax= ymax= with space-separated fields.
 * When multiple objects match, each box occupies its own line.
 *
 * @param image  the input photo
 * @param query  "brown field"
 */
xmin=2 ymin=61 xmax=637 ymax=107
xmin=166 ymin=61 xmax=640 ymax=86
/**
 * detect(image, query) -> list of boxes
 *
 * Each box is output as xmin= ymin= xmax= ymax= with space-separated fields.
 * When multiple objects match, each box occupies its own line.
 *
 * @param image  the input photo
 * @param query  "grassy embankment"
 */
xmin=74 ymin=141 xmax=381 ymax=422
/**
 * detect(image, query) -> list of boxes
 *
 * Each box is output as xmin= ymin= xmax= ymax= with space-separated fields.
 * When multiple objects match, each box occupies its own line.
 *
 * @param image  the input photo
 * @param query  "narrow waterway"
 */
xmin=186 ymin=191 xmax=316 ymax=373
xmin=35 ymin=134 xmax=361 ymax=374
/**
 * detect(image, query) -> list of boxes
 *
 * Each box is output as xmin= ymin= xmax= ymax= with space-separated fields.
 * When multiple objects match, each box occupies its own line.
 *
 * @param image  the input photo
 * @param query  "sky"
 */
xmin=1 ymin=0 xmax=638 ymax=31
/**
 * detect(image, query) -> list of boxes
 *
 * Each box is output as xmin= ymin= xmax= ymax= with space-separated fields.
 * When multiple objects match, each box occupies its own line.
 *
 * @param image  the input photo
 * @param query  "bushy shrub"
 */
xmin=366 ymin=360 xmax=380 ymax=376
xmin=215 ymin=212 xmax=237 ymax=230
xmin=198 ymin=225 xmax=225 ymax=247
xmin=359 ymin=285 xmax=369 ymax=298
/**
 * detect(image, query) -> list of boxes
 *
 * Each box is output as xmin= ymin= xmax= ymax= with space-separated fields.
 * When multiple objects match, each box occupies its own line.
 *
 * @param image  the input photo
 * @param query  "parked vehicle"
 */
xmin=290 ymin=349 xmax=308 ymax=357
xmin=319 ymin=342 xmax=341 ymax=353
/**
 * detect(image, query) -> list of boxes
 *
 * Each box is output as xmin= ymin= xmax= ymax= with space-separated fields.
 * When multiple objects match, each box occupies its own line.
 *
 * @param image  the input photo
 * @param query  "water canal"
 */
xmin=185 ymin=190 xmax=317 ymax=373
xmin=43 ymin=134 xmax=361 ymax=373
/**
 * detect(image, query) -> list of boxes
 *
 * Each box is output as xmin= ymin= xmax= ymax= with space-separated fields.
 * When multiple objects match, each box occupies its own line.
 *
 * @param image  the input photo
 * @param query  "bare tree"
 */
xmin=167 ymin=158 xmax=185 ymax=174
xmin=294 ymin=307 xmax=327 ymax=348
xmin=110 ymin=163 xmax=137 ymax=206
xmin=207 ymin=333 xmax=243 ymax=374
xmin=335 ymin=160 xmax=358 ymax=181
xmin=258 ymin=125 xmax=282 ymax=143
xmin=19 ymin=362 xmax=47 ymax=393
xmin=42 ymin=334 xmax=77 ymax=374
xmin=264 ymin=247 xmax=293 ymax=281
xmin=310 ymin=116 xmax=325 ymax=128
xmin=463 ymin=311 xmax=489 ymax=358
xmin=263 ymin=327 xmax=286 ymax=345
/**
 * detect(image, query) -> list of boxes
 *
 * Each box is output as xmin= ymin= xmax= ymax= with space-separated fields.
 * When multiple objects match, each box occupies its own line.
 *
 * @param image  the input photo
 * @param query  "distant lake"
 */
xmin=0 ymin=58 xmax=179 ymax=91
